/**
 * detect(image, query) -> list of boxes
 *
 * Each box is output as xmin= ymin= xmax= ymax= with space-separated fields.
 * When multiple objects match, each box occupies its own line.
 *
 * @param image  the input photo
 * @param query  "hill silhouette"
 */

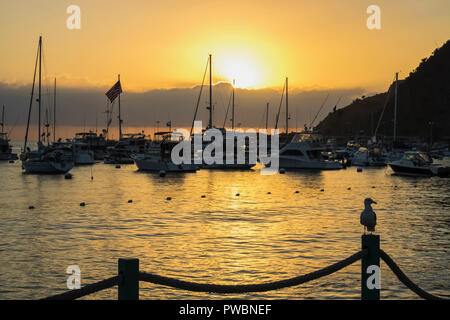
xmin=317 ymin=40 xmax=450 ymax=139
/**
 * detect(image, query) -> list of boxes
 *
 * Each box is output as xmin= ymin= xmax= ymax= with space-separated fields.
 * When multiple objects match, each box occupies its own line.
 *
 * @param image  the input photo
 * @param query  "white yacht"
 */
xmin=20 ymin=36 xmax=74 ymax=174
xmin=351 ymin=146 xmax=386 ymax=167
xmin=73 ymin=141 xmax=95 ymax=165
xmin=273 ymin=133 xmax=343 ymax=170
xmin=132 ymin=132 xmax=197 ymax=173
xmin=388 ymin=151 xmax=450 ymax=177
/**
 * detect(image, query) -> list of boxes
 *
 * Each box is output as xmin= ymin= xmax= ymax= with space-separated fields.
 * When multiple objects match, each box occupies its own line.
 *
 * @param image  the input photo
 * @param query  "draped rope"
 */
xmin=138 ymin=250 xmax=367 ymax=293
xmin=380 ymin=250 xmax=447 ymax=300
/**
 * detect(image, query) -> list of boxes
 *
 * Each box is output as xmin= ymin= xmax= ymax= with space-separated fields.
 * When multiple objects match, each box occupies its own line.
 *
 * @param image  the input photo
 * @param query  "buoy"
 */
xmin=64 ymin=173 xmax=72 ymax=179
xmin=320 ymin=189 xmax=324 ymax=192
xmin=28 ymin=205 xmax=35 ymax=210
xmin=372 ymin=186 xmax=376 ymax=188
xmin=80 ymin=202 xmax=86 ymax=207
xmin=115 ymin=165 xmax=121 ymax=169
xmin=166 ymin=197 xmax=171 ymax=201
xmin=267 ymin=192 xmax=271 ymax=194
xmin=295 ymin=190 xmax=299 ymax=193
xmin=201 ymin=195 xmax=206 ymax=198
xmin=236 ymin=193 xmax=240 ymax=196
xmin=357 ymin=167 xmax=363 ymax=172
xmin=347 ymin=187 xmax=351 ymax=190
xmin=279 ymin=168 xmax=286 ymax=174
xmin=128 ymin=200 xmax=133 ymax=203
xmin=159 ymin=170 xmax=166 ymax=177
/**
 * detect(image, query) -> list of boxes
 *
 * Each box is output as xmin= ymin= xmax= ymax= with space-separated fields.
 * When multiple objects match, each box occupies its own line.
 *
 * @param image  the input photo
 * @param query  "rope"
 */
xmin=139 ymin=249 xmax=367 ymax=293
xmin=41 ymin=275 xmax=121 ymax=300
xmin=380 ymin=249 xmax=447 ymax=300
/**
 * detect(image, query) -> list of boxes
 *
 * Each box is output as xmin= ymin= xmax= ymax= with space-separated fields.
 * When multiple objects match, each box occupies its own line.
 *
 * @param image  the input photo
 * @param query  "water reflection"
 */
xmin=0 ymin=159 xmax=449 ymax=299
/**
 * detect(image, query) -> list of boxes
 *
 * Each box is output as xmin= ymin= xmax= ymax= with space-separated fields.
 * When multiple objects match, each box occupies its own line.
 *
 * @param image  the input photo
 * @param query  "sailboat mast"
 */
xmin=232 ymin=79 xmax=235 ymax=130
xmin=38 ymin=36 xmax=42 ymax=144
xmin=285 ymin=77 xmax=289 ymax=134
xmin=393 ymin=72 xmax=398 ymax=142
xmin=1 ymin=105 xmax=4 ymax=134
xmin=118 ymin=74 xmax=122 ymax=140
xmin=266 ymin=102 xmax=269 ymax=130
xmin=24 ymin=38 xmax=40 ymax=152
xmin=208 ymin=54 xmax=213 ymax=129
xmin=53 ymin=78 xmax=56 ymax=142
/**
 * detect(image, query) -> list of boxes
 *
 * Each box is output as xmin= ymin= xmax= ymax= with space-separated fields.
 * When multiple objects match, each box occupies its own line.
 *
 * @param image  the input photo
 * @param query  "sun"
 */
xmin=215 ymin=53 xmax=264 ymax=89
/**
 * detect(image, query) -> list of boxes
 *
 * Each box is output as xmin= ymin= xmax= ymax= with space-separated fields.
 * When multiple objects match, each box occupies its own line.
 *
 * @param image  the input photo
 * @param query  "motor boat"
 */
xmin=73 ymin=141 xmax=95 ymax=165
xmin=351 ymin=146 xmax=386 ymax=167
xmin=104 ymin=133 xmax=148 ymax=164
xmin=132 ymin=132 xmax=197 ymax=172
xmin=73 ymin=131 xmax=110 ymax=160
xmin=388 ymin=151 xmax=450 ymax=177
xmin=273 ymin=133 xmax=343 ymax=170
xmin=0 ymin=132 xmax=18 ymax=161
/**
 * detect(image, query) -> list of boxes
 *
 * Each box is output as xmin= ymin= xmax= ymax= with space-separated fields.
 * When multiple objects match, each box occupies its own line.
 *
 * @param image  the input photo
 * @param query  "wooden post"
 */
xmin=361 ymin=234 xmax=380 ymax=300
xmin=118 ymin=258 xmax=139 ymax=300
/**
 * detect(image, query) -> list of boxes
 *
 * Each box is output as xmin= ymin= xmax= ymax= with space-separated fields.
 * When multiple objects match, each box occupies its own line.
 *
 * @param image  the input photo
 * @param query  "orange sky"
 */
xmin=0 ymin=0 xmax=449 ymax=92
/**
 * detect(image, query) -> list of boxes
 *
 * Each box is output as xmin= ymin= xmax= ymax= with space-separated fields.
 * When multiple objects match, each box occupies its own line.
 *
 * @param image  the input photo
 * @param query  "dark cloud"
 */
xmin=1 ymin=82 xmax=366 ymax=140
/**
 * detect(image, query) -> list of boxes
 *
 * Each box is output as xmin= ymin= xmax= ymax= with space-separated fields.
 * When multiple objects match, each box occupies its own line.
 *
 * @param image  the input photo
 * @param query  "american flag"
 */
xmin=105 ymin=80 xmax=122 ymax=102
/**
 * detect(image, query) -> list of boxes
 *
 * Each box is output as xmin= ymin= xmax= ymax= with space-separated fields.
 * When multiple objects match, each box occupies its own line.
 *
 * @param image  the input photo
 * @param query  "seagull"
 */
xmin=360 ymin=198 xmax=377 ymax=234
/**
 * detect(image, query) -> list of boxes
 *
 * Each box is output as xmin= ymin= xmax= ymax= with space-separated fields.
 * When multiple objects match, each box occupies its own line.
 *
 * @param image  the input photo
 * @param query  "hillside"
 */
xmin=317 ymin=40 xmax=450 ymax=139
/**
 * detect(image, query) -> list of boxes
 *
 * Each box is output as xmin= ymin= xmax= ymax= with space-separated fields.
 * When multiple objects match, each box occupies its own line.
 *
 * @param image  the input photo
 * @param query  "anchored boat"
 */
xmin=132 ymin=132 xmax=197 ymax=172
xmin=0 ymin=106 xmax=18 ymax=161
xmin=274 ymin=133 xmax=343 ymax=170
xmin=388 ymin=151 xmax=450 ymax=177
xmin=20 ymin=36 xmax=74 ymax=174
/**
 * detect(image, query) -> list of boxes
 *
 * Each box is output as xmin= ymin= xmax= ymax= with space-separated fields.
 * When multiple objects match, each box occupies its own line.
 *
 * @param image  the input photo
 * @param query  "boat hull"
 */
xmin=134 ymin=157 xmax=196 ymax=172
xmin=22 ymin=160 xmax=74 ymax=174
xmin=278 ymin=158 xmax=343 ymax=170
xmin=0 ymin=153 xmax=18 ymax=161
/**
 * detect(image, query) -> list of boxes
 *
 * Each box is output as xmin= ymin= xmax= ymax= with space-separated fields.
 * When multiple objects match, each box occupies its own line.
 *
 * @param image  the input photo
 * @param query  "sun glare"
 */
xmin=216 ymin=54 xmax=264 ymax=89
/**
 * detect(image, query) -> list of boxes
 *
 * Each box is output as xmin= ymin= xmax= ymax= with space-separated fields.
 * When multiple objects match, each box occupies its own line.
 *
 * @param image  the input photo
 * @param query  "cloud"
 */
xmin=0 ymin=82 xmax=366 ymax=140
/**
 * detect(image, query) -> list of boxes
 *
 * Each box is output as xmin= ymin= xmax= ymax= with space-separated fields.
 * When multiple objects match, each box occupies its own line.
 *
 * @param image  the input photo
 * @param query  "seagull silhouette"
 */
xmin=360 ymin=198 xmax=377 ymax=234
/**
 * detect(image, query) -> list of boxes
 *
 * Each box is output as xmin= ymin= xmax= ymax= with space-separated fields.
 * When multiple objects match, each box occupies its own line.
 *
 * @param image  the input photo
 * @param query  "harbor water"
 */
xmin=0 ymin=143 xmax=449 ymax=299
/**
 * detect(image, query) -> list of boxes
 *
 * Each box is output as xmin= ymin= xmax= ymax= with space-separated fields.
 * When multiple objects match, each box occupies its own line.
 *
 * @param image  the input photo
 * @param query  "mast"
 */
xmin=45 ymin=108 xmax=50 ymax=145
xmin=53 ymin=78 xmax=56 ymax=142
xmin=38 ymin=36 xmax=42 ymax=145
xmin=285 ymin=77 xmax=289 ymax=134
xmin=393 ymin=72 xmax=398 ymax=142
xmin=24 ymin=38 xmax=40 ymax=152
xmin=118 ymin=74 xmax=122 ymax=140
xmin=1 ymin=105 xmax=4 ymax=134
xmin=208 ymin=54 xmax=213 ymax=129
xmin=232 ymin=79 xmax=235 ymax=130
xmin=265 ymin=102 xmax=269 ymax=130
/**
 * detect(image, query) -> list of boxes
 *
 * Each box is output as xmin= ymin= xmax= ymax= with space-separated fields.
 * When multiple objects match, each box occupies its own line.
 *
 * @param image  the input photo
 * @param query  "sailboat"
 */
xmin=191 ymin=54 xmax=255 ymax=170
xmin=0 ymin=105 xmax=18 ymax=161
xmin=20 ymin=36 xmax=74 ymax=174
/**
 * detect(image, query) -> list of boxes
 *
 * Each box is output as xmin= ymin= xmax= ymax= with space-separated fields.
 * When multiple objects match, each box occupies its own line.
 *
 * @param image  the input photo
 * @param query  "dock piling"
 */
xmin=118 ymin=258 xmax=139 ymax=300
xmin=361 ymin=234 xmax=380 ymax=300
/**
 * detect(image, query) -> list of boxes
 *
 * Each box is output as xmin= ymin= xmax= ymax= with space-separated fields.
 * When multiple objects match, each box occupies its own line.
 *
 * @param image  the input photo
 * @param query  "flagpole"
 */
xmin=118 ymin=74 xmax=122 ymax=140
